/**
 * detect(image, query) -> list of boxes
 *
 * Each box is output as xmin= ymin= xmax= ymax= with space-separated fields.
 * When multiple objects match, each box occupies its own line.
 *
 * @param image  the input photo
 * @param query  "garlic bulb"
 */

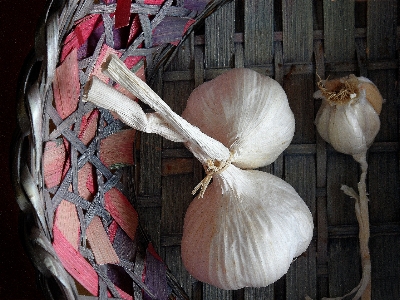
xmin=313 ymin=74 xmax=383 ymax=300
xmin=181 ymin=165 xmax=313 ymax=290
xmin=314 ymin=75 xmax=382 ymax=156
xmin=182 ymin=68 xmax=295 ymax=169
xmin=84 ymin=55 xmax=314 ymax=291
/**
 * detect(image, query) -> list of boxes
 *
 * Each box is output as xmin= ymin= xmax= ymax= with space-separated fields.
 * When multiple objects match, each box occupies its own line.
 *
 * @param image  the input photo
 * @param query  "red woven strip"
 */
xmin=61 ymin=14 xmax=103 ymax=62
xmin=105 ymin=188 xmax=138 ymax=241
xmin=53 ymin=225 xmax=100 ymax=296
xmin=53 ymin=226 xmax=133 ymax=299
xmin=100 ymin=129 xmax=135 ymax=168
xmin=127 ymin=15 xmax=141 ymax=45
xmin=53 ymin=49 xmax=80 ymax=119
xmin=54 ymin=200 xmax=80 ymax=250
xmin=115 ymin=0 xmax=132 ymax=29
xmin=87 ymin=216 xmax=120 ymax=265
xmin=43 ymin=140 xmax=68 ymax=189
xmin=108 ymin=220 xmax=119 ymax=244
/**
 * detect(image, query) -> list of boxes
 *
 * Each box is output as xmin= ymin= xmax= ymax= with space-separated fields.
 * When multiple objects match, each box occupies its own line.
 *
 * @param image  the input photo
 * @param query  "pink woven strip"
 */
xmin=53 ymin=49 xmax=80 ymax=119
xmin=108 ymin=220 xmax=119 ymax=244
xmin=61 ymin=14 xmax=103 ymax=62
xmin=100 ymin=129 xmax=135 ymax=168
xmin=78 ymin=109 xmax=100 ymax=146
xmin=144 ymin=0 xmax=165 ymax=4
xmin=105 ymin=188 xmax=138 ymax=241
xmin=53 ymin=226 xmax=133 ymax=299
xmin=87 ymin=216 xmax=120 ymax=265
xmin=43 ymin=140 xmax=68 ymax=189
xmin=115 ymin=0 xmax=131 ymax=29
xmin=54 ymin=200 xmax=80 ymax=250
xmin=78 ymin=162 xmax=94 ymax=200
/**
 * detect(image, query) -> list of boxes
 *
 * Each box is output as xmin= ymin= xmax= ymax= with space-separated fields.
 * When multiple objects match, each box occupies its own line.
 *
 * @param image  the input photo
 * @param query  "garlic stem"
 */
xmin=352 ymin=152 xmax=371 ymax=300
xmin=320 ymin=152 xmax=371 ymax=300
xmin=83 ymin=77 xmax=187 ymax=142
xmin=101 ymin=54 xmax=231 ymax=164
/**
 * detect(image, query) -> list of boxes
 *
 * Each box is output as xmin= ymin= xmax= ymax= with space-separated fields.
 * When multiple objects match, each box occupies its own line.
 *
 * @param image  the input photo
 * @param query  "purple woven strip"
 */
xmin=144 ymin=247 xmax=171 ymax=300
xmin=152 ymin=16 xmax=189 ymax=46
xmin=183 ymin=0 xmax=209 ymax=12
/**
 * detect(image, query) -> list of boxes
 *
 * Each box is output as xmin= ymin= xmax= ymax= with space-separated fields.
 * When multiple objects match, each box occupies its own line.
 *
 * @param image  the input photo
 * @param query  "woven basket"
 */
xmin=13 ymin=0 xmax=400 ymax=299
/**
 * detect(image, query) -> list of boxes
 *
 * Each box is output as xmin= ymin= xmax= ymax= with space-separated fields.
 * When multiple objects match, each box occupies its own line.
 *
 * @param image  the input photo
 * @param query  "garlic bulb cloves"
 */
xmin=314 ymin=74 xmax=383 ymax=156
xmin=182 ymin=165 xmax=313 ymax=290
xmin=182 ymin=68 xmax=295 ymax=169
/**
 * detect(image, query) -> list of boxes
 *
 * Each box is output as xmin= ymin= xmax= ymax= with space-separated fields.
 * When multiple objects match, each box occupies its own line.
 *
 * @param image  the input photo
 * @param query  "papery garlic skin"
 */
xmin=182 ymin=68 xmax=295 ymax=169
xmin=181 ymin=165 xmax=313 ymax=290
xmin=314 ymin=75 xmax=382 ymax=156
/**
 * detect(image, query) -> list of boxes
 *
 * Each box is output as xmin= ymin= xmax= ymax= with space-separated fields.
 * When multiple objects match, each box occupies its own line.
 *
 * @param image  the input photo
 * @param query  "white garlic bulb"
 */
xmin=314 ymin=75 xmax=383 ymax=156
xmin=181 ymin=165 xmax=313 ymax=290
xmin=182 ymin=68 xmax=295 ymax=169
xmin=83 ymin=56 xmax=314 ymax=291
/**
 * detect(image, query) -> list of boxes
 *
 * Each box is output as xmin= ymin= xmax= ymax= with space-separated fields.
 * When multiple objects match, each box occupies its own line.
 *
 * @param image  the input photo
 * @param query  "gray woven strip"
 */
xmin=63 ymin=129 xmax=88 ymax=154
xmin=139 ymin=13 xmax=152 ymax=48
xmin=51 ymin=169 xmax=73 ymax=213
xmin=103 ymin=169 xmax=123 ymax=193
xmin=121 ymin=0 xmax=173 ymax=61
xmin=46 ymin=101 xmax=94 ymax=140
xmin=82 ymin=33 xmax=106 ymax=86
xmin=98 ymin=265 xmax=108 ymax=300
xmin=103 ymin=13 xmax=115 ymax=48
xmin=90 ymin=3 xmax=191 ymax=18
xmin=44 ymin=189 xmax=54 ymax=238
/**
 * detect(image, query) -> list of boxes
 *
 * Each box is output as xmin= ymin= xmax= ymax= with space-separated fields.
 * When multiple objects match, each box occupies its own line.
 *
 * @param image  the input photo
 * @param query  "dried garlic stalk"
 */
xmin=314 ymin=74 xmax=383 ymax=300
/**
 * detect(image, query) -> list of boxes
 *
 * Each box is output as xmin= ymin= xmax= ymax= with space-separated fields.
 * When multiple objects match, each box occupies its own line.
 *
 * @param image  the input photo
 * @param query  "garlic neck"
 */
xmin=318 ymin=74 xmax=359 ymax=106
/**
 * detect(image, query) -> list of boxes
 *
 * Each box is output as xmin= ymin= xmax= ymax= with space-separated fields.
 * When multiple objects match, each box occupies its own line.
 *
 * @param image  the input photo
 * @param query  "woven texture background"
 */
xmin=139 ymin=1 xmax=400 ymax=299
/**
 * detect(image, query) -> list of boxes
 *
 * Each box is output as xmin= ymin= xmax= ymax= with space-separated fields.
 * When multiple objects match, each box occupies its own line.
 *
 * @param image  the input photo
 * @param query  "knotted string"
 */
xmin=192 ymin=151 xmax=235 ymax=198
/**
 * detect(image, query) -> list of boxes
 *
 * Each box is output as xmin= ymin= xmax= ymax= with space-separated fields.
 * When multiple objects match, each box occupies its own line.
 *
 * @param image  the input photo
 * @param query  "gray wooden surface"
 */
xmin=136 ymin=0 xmax=400 ymax=299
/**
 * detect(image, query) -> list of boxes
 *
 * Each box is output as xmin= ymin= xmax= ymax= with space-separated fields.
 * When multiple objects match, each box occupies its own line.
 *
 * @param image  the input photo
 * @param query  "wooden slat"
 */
xmin=365 ymin=3 xmax=399 ymax=299
xmin=244 ymin=0 xmax=274 ymax=66
xmin=284 ymin=155 xmax=317 ymax=298
xmin=205 ymin=1 xmax=235 ymax=69
xmin=163 ymin=245 xmax=194 ymax=298
xmin=328 ymin=238 xmax=361 ymax=297
xmin=370 ymin=236 xmax=400 ymax=299
xmin=284 ymin=75 xmax=315 ymax=144
xmin=203 ymin=285 xmax=232 ymax=300
xmin=367 ymin=0 xmax=397 ymax=61
xmin=244 ymin=286 xmax=274 ymax=300
xmin=326 ymin=153 xmax=359 ymax=226
xmin=323 ymin=0 xmax=355 ymax=63
xmin=160 ymin=36 xmax=196 ymax=297
xmin=368 ymin=152 xmax=400 ymax=224
xmin=137 ymin=67 xmax=163 ymax=250
xmin=282 ymin=0 xmax=313 ymax=63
